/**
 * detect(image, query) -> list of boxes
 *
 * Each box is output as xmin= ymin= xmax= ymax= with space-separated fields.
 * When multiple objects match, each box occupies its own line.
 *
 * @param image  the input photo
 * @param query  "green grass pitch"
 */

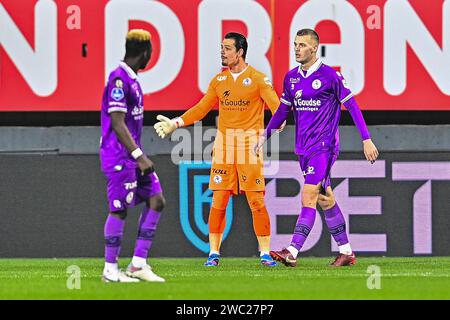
xmin=0 ymin=257 xmax=449 ymax=299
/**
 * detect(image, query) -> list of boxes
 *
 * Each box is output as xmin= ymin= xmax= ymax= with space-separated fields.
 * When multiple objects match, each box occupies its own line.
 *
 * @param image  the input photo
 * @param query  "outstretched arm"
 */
xmin=154 ymin=81 xmax=218 ymax=138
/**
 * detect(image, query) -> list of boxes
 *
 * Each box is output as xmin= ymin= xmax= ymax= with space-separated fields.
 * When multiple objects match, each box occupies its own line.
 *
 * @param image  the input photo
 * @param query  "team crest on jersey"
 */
xmin=312 ymin=79 xmax=322 ymax=89
xmin=213 ymin=175 xmax=223 ymax=184
xmin=243 ymin=78 xmax=252 ymax=86
xmin=111 ymin=87 xmax=124 ymax=101
xmin=126 ymin=192 xmax=134 ymax=204
xmin=217 ymin=75 xmax=227 ymax=81
xmin=295 ymin=90 xmax=303 ymax=99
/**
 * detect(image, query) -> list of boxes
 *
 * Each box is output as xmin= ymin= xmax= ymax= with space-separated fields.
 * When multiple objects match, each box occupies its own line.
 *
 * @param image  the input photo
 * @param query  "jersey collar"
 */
xmin=298 ymin=58 xmax=322 ymax=78
xmin=229 ymin=65 xmax=250 ymax=81
xmin=119 ymin=61 xmax=138 ymax=80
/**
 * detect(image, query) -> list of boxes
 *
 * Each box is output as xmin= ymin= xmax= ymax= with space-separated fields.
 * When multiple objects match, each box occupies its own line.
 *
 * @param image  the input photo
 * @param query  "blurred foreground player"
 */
xmin=154 ymin=33 xmax=285 ymax=267
xmin=255 ymin=29 xmax=379 ymax=267
xmin=100 ymin=29 xmax=165 ymax=282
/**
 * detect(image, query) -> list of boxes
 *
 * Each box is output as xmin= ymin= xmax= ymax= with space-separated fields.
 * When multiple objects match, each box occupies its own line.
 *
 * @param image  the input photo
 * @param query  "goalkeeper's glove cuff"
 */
xmin=172 ymin=117 xmax=184 ymax=128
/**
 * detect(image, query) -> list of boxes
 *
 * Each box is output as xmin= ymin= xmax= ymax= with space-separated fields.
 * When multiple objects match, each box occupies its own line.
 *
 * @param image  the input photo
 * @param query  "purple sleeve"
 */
xmin=264 ymin=75 xmax=292 ymax=140
xmin=265 ymin=103 xmax=291 ymax=140
xmin=343 ymin=97 xmax=371 ymax=141
xmin=332 ymin=71 xmax=370 ymax=141
xmin=106 ymin=76 xmax=129 ymax=114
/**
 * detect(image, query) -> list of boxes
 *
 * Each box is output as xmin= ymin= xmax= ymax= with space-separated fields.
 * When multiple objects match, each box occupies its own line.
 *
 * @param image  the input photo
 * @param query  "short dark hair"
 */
xmin=296 ymin=29 xmax=320 ymax=44
xmin=224 ymin=32 xmax=248 ymax=60
xmin=125 ymin=29 xmax=152 ymax=58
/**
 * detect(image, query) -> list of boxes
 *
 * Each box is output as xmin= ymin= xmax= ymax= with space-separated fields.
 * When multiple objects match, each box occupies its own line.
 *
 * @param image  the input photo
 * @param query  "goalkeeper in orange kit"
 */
xmin=154 ymin=32 xmax=285 ymax=267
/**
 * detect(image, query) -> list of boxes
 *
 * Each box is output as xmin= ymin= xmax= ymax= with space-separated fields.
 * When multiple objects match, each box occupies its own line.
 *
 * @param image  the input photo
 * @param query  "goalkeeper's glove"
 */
xmin=153 ymin=115 xmax=184 ymax=139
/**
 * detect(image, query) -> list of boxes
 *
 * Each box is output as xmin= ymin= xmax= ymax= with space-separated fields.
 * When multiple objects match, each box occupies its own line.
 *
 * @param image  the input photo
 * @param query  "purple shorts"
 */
xmin=105 ymin=167 xmax=163 ymax=212
xmin=299 ymin=149 xmax=338 ymax=189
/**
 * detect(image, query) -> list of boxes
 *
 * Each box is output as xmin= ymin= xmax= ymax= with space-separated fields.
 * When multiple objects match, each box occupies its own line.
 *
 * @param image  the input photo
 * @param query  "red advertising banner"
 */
xmin=0 ymin=0 xmax=449 ymax=111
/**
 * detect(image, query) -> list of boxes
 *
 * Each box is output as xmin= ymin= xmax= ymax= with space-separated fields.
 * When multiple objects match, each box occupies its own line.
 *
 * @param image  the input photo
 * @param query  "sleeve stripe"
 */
xmin=109 ymin=101 xmax=126 ymax=107
xmin=280 ymin=97 xmax=292 ymax=106
xmin=107 ymin=107 xmax=127 ymax=113
xmin=340 ymin=93 xmax=354 ymax=104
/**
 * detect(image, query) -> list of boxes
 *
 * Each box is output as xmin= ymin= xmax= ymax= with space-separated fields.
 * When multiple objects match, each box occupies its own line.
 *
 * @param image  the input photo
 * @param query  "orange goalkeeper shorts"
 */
xmin=208 ymin=143 xmax=265 ymax=195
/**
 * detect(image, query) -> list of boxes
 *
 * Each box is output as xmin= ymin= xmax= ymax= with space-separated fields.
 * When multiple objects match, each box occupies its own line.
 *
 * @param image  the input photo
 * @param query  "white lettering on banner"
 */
xmin=198 ymin=0 xmax=273 ymax=92
xmin=392 ymin=162 xmax=450 ymax=254
xmin=105 ymin=0 xmax=185 ymax=94
xmin=290 ymin=0 xmax=365 ymax=94
xmin=329 ymin=160 xmax=387 ymax=252
xmin=265 ymin=160 xmax=387 ymax=253
xmin=384 ymin=0 xmax=450 ymax=95
xmin=0 ymin=0 xmax=57 ymax=96
xmin=265 ymin=161 xmax=323 ymax=252
xmin=0 ymin=1 xmax=448 ymax=108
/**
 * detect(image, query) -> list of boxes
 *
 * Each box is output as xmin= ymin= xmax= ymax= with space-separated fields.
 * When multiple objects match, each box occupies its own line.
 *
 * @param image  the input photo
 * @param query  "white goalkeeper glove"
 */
xmin=153 ymin=115 xmax=184 ymax=139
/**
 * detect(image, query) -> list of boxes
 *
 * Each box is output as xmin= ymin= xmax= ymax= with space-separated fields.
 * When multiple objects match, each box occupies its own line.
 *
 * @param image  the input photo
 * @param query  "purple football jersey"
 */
xmin=267 ymin=59 xmax=368 ymax=156
xmin=100 ymin=62 xmax=145 ymax=172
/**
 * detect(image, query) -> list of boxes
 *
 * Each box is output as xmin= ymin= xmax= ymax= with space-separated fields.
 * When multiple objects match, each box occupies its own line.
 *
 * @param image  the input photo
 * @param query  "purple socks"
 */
xmin=324 ymin=203 xmax=349 ymax=246
xmin=290 ymin=207 xmax=316 ymax=251
xmin=133 ymin=208 xmax=161 ymax=259
xmin=104 ymin=214 xmax=125 ymax=263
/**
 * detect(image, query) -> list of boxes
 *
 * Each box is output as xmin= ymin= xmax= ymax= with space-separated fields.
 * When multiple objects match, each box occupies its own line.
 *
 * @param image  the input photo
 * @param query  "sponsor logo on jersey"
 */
xmin=243 ymin=78 xmax=252 ymax=86
xmin=220 ymin=99 xmax=250 ymax=107
xmin=289 ymin=77 xmax=301 ymax=83
xmin=217 ymin=75 xmax=227 ymax=81
xmin=223 ymin=90 xmax=231 ymax=98
xmin=132 ymin=106 xmax=144 ymax=116
xmin=124 ymin=181 xmax=138 ymax=190
xmin=294 ymin=89 xmax=321 ymax=110
xmin=263 ymin=77 xmax=272 ymax=86
xmin=212 ymin=169 xmax=228 ymax=175
xmin=342 ymin=79 xmax=350 ymax=89
xmin=312 ymin=79 xmax=322 ymax=89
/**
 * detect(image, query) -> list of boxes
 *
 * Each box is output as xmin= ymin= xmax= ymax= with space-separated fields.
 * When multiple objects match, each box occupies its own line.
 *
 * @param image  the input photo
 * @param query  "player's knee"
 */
xmin=245 ymin=191 xmax=265 ymax=211
xmin=212 ymin=190 xmax=231 ymax=210
xmin=110 ymin=210 xmax=127 ymax=220
xmin=149 ymin=194 xmax=166 ymax=212
xmin=246 ymin=192 xmax=270 ymax=236
xmin=301 ymin=187 xmax=320 ymax=208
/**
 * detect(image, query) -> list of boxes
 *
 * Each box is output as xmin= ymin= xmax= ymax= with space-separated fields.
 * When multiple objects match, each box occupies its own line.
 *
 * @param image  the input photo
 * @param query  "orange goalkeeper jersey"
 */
xmin=180 ymin=65 xmax=280 ymax=133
